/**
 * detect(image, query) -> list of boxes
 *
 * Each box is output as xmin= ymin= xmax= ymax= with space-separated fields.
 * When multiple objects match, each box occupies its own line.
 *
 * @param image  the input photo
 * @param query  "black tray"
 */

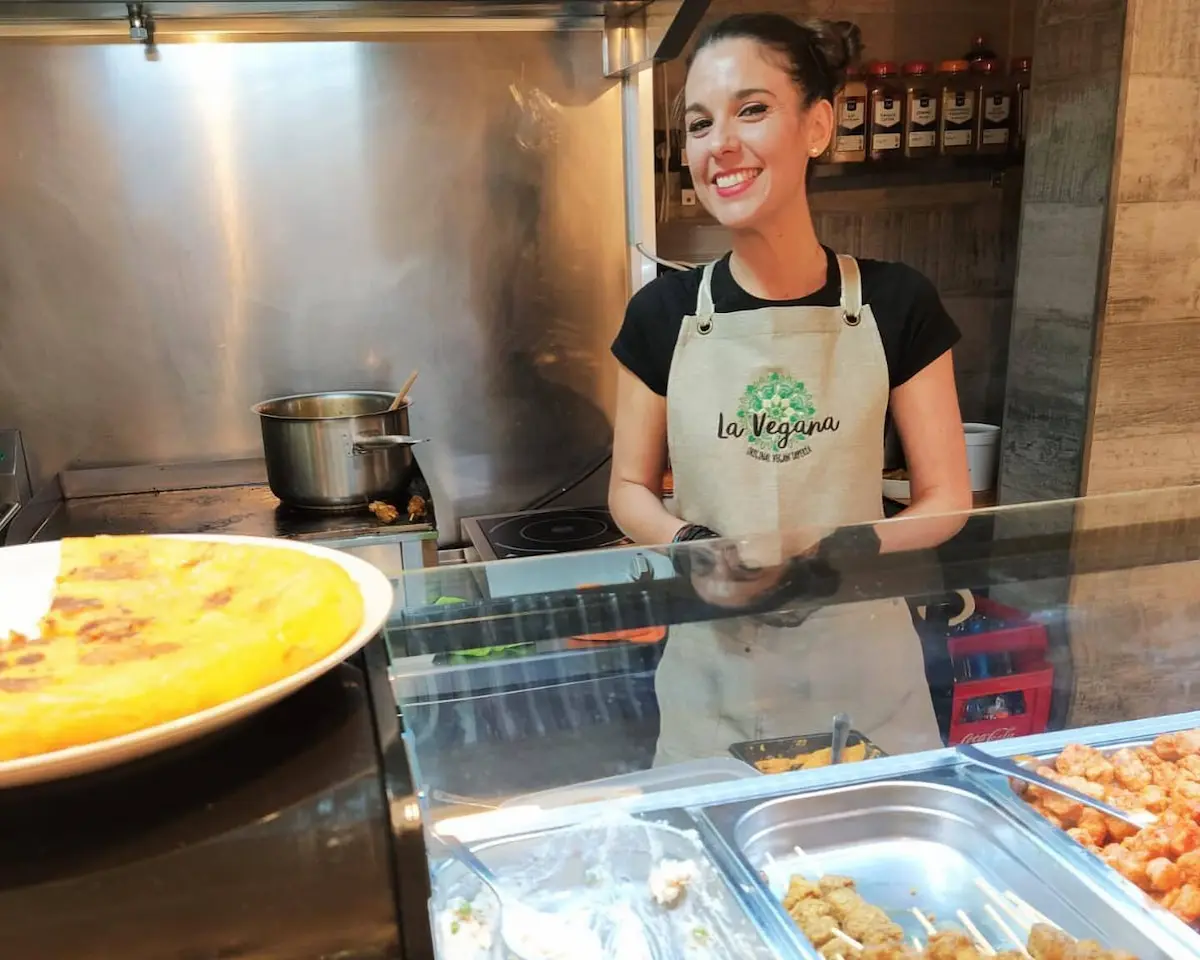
xmin=728 ymin=730 xmax=887 ymax=773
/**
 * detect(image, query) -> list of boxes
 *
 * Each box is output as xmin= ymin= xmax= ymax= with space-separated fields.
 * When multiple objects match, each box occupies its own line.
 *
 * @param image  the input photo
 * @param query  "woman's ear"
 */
xmin=807 ymin=99 xmax=835 ymax=158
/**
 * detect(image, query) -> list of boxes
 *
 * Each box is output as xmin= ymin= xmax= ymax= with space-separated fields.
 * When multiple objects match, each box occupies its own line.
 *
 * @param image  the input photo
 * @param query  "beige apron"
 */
xmin=654 ymin=254 xmax=942 ymax=765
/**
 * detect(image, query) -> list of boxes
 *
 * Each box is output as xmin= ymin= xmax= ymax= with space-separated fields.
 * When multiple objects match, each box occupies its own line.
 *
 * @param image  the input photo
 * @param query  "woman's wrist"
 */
xmin=673 ymin=523 xmax=720 ymax=543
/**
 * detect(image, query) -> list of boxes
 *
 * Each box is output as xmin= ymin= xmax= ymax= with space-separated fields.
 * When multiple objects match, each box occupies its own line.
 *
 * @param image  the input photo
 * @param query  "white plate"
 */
xmin=0 ymin=533 xmax=395 ymax=789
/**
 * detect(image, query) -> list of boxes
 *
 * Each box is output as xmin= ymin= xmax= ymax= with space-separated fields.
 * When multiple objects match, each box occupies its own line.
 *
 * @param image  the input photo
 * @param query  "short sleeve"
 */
xmin=610 ymin=275 xmax=689 ymax=397
xmin=888 ymin=268 xmax=962 ymax=389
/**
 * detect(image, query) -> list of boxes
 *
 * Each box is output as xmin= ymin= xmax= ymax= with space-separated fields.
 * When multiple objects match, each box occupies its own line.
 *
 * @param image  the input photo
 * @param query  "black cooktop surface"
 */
xmin=473 ymin=506 xmax=630 ymax=559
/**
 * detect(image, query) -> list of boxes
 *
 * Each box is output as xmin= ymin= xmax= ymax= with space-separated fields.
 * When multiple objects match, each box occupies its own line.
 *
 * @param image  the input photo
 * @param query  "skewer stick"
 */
xmin=793 ymin=844 xmax=825 ymax=879
xmin=984 ymin=904 xmax=1032 ymax=959
xmin=912 ymin=936 xmax=924 ymax=951
xmin=830 ymin=928 xmax=863 ymax=951
xmin=957 ymin=909 xmax=996 ymax=956
xmin=975 ymin=878 xmax=1031 ymax=935
xmin=1003 ymin=890 xmax=1062 ymax=931
xmin=911 ymin=907 xmax=936 ymax=936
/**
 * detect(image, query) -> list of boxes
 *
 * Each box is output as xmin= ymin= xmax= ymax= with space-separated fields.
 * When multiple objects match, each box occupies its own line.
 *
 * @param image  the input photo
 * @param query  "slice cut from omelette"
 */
xmin=0 ymin=535 xmax=365 ymax=763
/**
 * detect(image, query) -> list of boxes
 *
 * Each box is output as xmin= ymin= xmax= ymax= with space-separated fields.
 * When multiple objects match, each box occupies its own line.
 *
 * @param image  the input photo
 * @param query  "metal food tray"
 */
xmin=427 ymin=809 xmax=793 ymax=960
xmin=729 ymin=731 xmax=886 ymax=774
xmin=699 ymin=767 xmax=1185 ymax=959
xmin=959 ymin=713 xmax=1200 ymax=957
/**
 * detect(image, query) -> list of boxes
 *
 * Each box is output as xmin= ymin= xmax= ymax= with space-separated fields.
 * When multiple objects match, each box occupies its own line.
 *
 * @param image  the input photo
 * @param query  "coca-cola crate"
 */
xmin=946 ymin=597 xmax=1053 ymax=746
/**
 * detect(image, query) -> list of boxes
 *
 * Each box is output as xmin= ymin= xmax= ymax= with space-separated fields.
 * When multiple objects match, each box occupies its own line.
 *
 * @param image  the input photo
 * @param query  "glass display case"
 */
xmin=376 ymin=486 xmax=1200 ymax=960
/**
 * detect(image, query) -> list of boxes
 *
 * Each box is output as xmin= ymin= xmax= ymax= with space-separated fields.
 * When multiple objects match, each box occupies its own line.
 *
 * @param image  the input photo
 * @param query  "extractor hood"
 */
xmin=0 ymin=0 xmax=710 ymax=75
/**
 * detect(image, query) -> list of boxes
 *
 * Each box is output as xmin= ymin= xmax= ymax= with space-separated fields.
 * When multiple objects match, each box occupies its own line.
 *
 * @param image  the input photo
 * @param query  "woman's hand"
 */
xmin=678 ymin=538 xmax=790 ymax=609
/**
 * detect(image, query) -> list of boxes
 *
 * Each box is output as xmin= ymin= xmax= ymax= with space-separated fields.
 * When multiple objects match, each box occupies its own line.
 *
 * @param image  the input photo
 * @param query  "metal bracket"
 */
xmin=126 ymin=1 xmax=153 ymax=44
xmin=603 ymin=0 xmax=711 ymax=78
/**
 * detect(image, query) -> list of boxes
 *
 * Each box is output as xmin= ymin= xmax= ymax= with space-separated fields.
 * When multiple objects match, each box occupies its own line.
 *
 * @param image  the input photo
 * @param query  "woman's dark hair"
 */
xmin=686 ymin=14 xmax=864 ymax=106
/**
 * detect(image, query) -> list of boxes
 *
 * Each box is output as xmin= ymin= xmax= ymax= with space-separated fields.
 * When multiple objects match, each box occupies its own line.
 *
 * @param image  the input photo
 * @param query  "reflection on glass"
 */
xmin=381 ymin=486 xmax=1200 ymax=960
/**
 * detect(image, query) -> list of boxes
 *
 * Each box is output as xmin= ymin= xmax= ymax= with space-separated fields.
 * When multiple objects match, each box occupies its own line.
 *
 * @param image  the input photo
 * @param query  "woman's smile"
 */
xmin=713 ymin=167 xmax=762 ymax=198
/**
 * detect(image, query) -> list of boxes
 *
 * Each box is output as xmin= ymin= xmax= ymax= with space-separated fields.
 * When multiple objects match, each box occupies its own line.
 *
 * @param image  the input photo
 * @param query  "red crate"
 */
xmin=946 ymin=597 xmax=1054 ymax=745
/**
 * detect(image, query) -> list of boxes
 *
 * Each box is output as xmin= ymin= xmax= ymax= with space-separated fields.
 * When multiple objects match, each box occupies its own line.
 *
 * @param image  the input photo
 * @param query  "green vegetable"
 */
xmin=435 ymin=596 xmax=468 ymax=605
xmin=450 ymin=921 xmax=460 ymax=934
xmin=692 ymin=927 xmax=710 ymax=944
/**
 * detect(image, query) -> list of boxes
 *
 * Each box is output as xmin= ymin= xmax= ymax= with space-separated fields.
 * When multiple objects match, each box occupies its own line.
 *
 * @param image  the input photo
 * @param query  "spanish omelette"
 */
xmin=0 ymin=535 xmax=367 ymax=764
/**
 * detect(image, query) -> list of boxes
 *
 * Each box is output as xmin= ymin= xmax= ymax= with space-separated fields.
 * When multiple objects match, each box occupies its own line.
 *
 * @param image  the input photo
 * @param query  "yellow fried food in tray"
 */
xmin=755 ymin=741 xmax=872 ymax=774
xmin=0 ymin=535 xmax=364 ymax=762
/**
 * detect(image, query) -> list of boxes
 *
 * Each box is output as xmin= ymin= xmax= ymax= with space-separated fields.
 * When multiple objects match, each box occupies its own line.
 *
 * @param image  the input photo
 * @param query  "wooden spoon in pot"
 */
xmin=386 ymin=370 xmax=419 ymax=411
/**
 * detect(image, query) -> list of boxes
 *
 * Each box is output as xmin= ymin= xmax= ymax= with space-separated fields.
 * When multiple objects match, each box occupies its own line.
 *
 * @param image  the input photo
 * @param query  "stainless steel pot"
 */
xmin=252 ymin=391 xmax=428 ymax=511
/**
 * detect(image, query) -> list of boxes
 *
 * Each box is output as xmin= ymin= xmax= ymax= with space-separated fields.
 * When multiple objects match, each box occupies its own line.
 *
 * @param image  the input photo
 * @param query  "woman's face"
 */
xmin=683 ymin=37 xmax=831 ymax=230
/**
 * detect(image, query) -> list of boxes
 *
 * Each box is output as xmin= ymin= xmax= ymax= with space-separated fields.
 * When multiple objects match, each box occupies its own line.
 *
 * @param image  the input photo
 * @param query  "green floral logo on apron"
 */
xmin=716 ymin=371 xmax=842 ymax=462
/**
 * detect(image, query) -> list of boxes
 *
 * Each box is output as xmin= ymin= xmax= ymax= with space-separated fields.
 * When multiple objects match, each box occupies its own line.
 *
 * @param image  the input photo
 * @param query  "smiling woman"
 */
xmin=607 ymin=13 xmax=973 ymax=766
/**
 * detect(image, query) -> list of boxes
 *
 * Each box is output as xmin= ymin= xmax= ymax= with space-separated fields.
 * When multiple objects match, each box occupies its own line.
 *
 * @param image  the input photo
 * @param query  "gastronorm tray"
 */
xmin=427 ymin=809 xmax=794 ymax=960
xmin=729 ymin=731 xmax=886 ymax=774
xmin=960 ymin=715 xmax=1200 ymax=957
xmin=698 ymin=767 xmax=1184 ymax=959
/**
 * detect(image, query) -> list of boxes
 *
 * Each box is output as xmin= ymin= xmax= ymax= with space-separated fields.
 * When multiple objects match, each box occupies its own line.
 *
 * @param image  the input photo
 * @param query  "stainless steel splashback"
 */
xmin=0 ymin=32 xmax=628 ymax=541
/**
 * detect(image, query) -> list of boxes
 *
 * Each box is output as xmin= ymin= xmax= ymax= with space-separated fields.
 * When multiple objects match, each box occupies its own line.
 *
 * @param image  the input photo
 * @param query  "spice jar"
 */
xmin=867 ymin=61 xmax=904 ymax=162
xmin=938 ymin=59 xmax=976 ymax=155
xmin=974 ymin=58 xmax=1013 ymax=154
xmin=828 ymin=67 xmax=868 ymax=164
xmin=902 ymin=61 xmax=938 ymax=159
xmin=1011 ymin=56 xmax=1032 ymax=152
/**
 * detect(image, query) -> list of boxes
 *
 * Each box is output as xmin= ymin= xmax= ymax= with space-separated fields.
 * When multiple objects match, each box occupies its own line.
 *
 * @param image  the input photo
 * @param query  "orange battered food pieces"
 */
xmin=1024 ymin=730 xmax=1200 ymax=924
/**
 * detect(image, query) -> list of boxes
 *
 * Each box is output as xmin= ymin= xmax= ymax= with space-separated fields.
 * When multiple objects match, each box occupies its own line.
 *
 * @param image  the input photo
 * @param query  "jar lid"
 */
xmin=972 ymin=57 xmax=1000 ymax=74
xmin=903 ymin=61 xmax=933 ymax=76
xmin=869 ymin=61 xmax=899 ymax=77
xmin=1011 ymin=56 xmax=1032 ymax=72
xmin=938 ymin=59 xmax=970 ymax=74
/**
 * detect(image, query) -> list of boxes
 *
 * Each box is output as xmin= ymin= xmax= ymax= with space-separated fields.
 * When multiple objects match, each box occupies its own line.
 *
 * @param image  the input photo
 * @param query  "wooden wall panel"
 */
xmin=1065 ymin=0 xmax=1200 ymax=728
xmin=1083 ymin=1 xmax=1200 ymax=497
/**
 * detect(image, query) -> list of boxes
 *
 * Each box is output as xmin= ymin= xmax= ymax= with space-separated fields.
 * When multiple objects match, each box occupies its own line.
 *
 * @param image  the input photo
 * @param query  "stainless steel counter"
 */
xmin=7 ymin=460 xmax=439 ymax=567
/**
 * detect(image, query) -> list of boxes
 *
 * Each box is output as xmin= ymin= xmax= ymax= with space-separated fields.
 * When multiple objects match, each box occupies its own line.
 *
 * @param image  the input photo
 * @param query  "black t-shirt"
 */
xmin=612 ymin=246 xmax=960 ymax=397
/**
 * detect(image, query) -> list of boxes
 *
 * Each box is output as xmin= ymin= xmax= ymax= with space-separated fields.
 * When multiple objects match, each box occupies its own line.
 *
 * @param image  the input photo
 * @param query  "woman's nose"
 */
xmin=710 ymin=119 xmax=739 ymax=154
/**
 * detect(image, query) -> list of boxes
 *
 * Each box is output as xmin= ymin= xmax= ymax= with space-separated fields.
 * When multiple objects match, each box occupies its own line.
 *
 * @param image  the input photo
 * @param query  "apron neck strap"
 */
xmin=836 ymin=254 xmax=863 ymax=324
xmin=695 ymin=260 xmax=717 ymax=321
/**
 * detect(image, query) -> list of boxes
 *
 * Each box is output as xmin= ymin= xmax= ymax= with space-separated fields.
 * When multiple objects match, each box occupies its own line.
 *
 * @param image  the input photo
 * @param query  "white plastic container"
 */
xmin=964 ymin=422 xmax=1001 ymax=492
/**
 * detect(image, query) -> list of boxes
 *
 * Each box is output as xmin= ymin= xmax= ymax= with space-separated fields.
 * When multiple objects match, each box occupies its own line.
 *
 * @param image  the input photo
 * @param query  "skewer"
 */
xmin=830 ymin=928 xmax=863 ymax=952
xmin=975 ymin=878 xmax=1032 ymax=936
xmin=1003 ymin=890 xmax=1061 ymax=931
xmin=910 ymin=907 xmax=936 ymax=936
xmin=984 ymin=904 xmax=1032 ymax=959
xmin=792 ymin=843 xmax=825 ymax=879
xmin=957 ymin=909 xmax=996 ymax=956
xmin=912 ymin=936 xmax=924 ymax=951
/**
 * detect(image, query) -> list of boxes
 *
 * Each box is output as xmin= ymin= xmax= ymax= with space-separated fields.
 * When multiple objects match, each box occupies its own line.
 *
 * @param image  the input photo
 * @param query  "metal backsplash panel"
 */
xmin=0 ymin=33 xmax=627 ymax=538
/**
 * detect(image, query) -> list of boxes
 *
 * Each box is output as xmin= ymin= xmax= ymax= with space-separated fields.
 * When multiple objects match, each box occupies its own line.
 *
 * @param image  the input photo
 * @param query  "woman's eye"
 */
xmin=687 ymin=117 xmax=711 ymax=135
xmin=739 ymin=103 xmax=768 ymax=118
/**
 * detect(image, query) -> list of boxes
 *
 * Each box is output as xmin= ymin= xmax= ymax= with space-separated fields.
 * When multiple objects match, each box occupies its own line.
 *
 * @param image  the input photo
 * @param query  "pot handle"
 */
xmin=352 ymin=434 xmax=430 ymax=454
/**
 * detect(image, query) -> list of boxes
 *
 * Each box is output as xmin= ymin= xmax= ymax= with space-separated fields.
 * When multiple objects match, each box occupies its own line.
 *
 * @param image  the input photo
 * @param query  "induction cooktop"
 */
xmin=462 ymin=505 xmax=631 ymax=562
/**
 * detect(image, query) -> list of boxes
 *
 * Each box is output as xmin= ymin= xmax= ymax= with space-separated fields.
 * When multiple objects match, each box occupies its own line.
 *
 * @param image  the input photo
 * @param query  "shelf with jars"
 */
xmin=658 ymin=33 xmax=1032 ymax=217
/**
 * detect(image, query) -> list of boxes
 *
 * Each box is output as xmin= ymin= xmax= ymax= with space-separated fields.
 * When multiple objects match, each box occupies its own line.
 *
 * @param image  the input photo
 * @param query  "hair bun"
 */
xmin=805 ymin=18 xmax=864 ymax=88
